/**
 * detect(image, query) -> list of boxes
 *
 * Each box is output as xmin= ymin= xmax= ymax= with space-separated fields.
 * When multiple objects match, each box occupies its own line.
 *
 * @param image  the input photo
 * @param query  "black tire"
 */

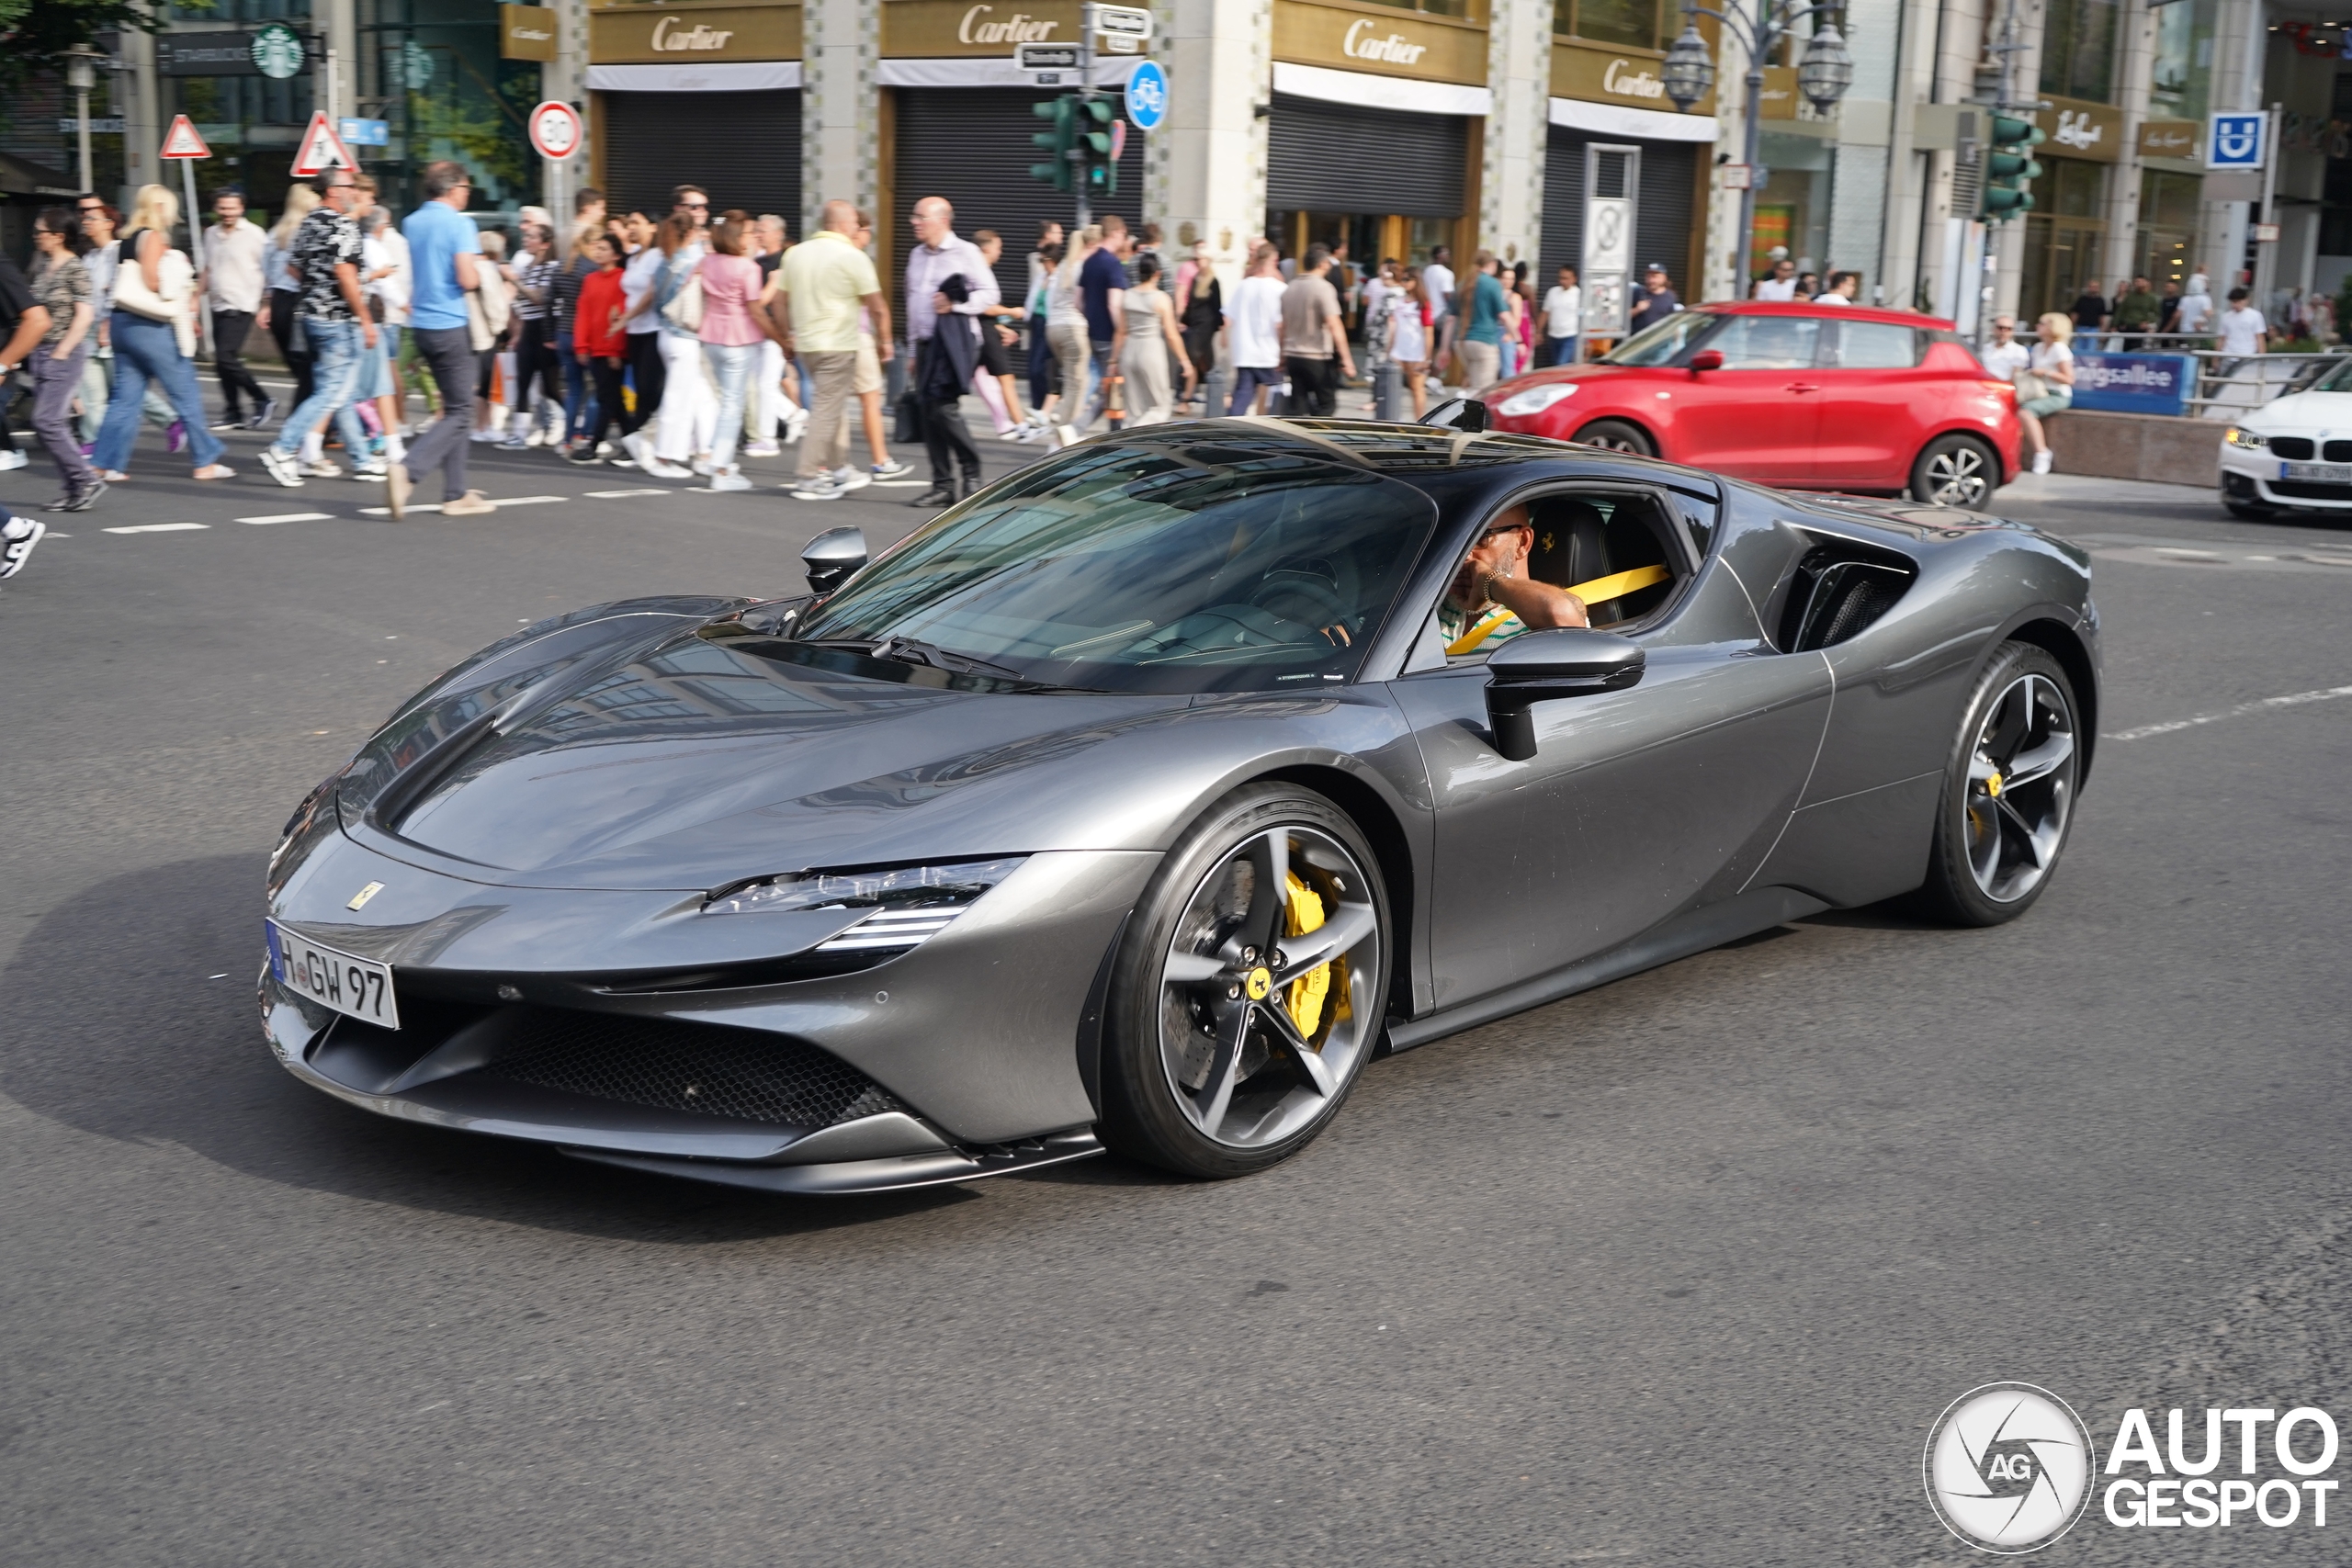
xmin=1910 ymin=433 xmax=1999 ymax=508
xmin=1098 ymin=784 xmax=1392 ymax=1179
xmin=1913 ymin=641 xmax=2082 ymax=926
xmin=1572 ymin=418 xmax=1657 ymax=457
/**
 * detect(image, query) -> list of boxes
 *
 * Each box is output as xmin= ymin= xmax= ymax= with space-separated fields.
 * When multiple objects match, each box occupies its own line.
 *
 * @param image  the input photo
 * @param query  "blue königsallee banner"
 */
xmin=2070 ymin=353 xmax=2195 ymax=417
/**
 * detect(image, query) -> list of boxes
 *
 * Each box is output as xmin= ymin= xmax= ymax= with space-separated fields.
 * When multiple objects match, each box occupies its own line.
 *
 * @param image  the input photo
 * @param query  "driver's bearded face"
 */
xmin=1451 ymin=523 xmax=1532 ymax=604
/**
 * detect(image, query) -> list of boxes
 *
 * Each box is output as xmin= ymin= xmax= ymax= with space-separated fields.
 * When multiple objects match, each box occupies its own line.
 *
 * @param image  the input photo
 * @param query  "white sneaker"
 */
xmin=469 ymin=426 xmax=498 ymax=444
xmin=0 ymin=450 xmax=28 ymax=471
xmin=301 ymin=457 xmax=344 ymax=479
xmin=690 ymin=456 xmax=715 ymax=477
xmin=259 ymin=447 xmax=305 ymax=488
xmin=641 ymin=457 xmax=694 ymax=479
xmin=743 ymin=441 xmax=783 ymax=458
xmin=496 ymin=434 xmax=529 ymax=451
xmin=788 ymin=475 xmax=844 ymax=501
xmin=0 ymin=514 xmax=44 ymax=578
xmin=870 ymin=458 xmax=912 ymax=480
xmin=347 ymin=461 xmax=389 ymax=479
xmin=2030 ymin=450 xmax=2053 ymax=474
xmin=621 ymin=433 xmax=652 ymax=468
xmin=829 ymin=466 xmax=872 ymax=492
xmin=706 ymin=468 xmax=753 ymax=492
xmin=785 ymin=410 xmax=809 ymax=444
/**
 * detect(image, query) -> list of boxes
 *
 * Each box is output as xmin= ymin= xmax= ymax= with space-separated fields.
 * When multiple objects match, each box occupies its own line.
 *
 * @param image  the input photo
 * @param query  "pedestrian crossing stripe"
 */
xmin=357 ymin=494 xmax=568 ymax=516
xmin=106 ymin=523 xmax=209 ymax=534
xmin=583 ymin=489 xmax=669 ymax=499
xmin=239 ymin=513 xmax=335 ymax=525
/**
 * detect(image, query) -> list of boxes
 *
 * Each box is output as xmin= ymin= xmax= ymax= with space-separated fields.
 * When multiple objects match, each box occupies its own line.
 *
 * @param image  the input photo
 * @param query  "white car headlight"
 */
xmin=1495 ymin=383 xmax=1579 ymax=418
xmin=704 ymin=856 xmax=1028 ymax=952
xmin=2223 ymin=427 xmax=2268 ymax=449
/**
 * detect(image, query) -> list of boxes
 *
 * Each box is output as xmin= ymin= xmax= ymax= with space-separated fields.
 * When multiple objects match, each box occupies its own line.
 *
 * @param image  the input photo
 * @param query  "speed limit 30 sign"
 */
xmin=529 ymin=101 xmax=583 ymax=160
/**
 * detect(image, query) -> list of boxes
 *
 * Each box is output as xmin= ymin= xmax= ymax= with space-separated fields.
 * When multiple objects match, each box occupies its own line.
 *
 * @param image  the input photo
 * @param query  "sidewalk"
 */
xmin=1992 ymin=471 xmax=2217 ymax=508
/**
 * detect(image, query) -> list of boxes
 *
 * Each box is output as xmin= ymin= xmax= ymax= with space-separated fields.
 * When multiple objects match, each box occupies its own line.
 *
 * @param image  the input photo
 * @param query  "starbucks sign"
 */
xmin=251 ymin=22 xmax=305 ymax=80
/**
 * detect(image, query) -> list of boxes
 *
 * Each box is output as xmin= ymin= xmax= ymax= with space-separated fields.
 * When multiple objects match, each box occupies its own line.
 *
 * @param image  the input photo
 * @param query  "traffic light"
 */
xmin=1031 ymin=95 xmax=1077 ymax=193
xmin=1981 ymin=113 xmax=2044 ymax=222
xmin=1079 ymin=96 xmax=1117 ymax=197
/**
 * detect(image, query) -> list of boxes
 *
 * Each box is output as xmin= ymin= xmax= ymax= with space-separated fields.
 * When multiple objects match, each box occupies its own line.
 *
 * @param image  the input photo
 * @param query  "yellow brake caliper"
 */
xmin=1283 ymin=872 xmax=1331 ymax=1040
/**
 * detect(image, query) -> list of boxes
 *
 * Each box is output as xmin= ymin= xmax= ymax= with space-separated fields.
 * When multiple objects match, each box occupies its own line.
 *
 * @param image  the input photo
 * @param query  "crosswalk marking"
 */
xmin=583 ymin=488 xmax=670 ymax=499
xmin=105 ymin=522 xmax=209 ymax=534
xmin=238 ymin=512 xmax=336 ymax=525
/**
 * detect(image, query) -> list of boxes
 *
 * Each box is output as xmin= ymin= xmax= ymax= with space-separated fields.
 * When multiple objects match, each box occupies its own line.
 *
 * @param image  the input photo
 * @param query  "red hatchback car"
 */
xmin=1480 ymin=302 xmax=2021 ymax=508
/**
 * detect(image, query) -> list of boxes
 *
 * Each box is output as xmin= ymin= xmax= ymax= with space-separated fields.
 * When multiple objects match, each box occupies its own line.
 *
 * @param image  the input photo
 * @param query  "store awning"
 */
xmin=1272 ymin=62 xmax=1491 ymax=118
xmin=0 ymin=151 xmax=81 ymax=199
xmin=1549 ymin=96 xmax=1718 ymax=143
xmin=585 ymin=62 xmax=802 ymax=92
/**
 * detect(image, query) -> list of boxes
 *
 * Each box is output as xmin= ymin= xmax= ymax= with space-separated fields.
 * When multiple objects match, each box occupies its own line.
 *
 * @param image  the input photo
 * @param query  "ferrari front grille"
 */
xmin=488 ymin=1010 xmax=903 ymax=1127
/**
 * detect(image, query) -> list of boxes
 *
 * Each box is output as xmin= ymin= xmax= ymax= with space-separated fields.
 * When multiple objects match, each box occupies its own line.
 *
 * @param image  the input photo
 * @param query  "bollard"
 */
xmin=1374 ymin=361 xmax=1403 ymax=422
xmin=1204 ymin=364 xmax=1230 ymax=419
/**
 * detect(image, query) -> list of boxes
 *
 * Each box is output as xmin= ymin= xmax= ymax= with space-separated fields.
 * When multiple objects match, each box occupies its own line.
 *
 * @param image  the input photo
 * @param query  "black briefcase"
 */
xmin=895 ymin=389 xmax=922 ymax=445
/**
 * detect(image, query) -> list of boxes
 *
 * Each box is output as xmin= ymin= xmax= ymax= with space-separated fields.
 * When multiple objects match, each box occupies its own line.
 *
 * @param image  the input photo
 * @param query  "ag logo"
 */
xmin=1924 ymin=1382 xmax=2096 ymax=1553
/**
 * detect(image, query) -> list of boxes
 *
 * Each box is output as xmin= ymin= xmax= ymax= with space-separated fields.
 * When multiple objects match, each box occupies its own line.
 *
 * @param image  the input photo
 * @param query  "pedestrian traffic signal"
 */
xmin=1981 ymin=114 xmax=2043 ymax=222
xmin=1079 ymin=96 xmax=1118 ymax=197
xmin=1031 ymin=95 xmax=1079 ymax=193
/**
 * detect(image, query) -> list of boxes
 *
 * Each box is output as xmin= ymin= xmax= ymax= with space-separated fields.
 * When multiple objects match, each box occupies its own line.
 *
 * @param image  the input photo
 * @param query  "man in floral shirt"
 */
xmin=260 ymin=170 xmax=377 ymax=487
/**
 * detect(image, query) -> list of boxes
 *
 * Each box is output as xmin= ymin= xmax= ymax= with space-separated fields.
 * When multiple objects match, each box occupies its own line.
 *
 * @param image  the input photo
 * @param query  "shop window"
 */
xmin=1555 ymin=0 xmax=1658 ymax=51
xmin=2044 ymin=157 xmax=2106 ymax=220
xmin=1367 ymin=0 xmax=1483 ymax=20
xmin=2039 ymin=0 xmax=2120 ymax=104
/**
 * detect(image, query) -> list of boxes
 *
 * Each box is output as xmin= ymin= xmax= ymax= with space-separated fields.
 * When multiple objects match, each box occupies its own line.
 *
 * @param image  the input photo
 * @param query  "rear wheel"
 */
xmin=1913 ymin=642 xmax=2081 ymax=926
xmin=1099 ymin=785 xmax=1390 ymax=1179
xmin=1572 ymin=419 xmax=1656 ymax=457
xmin=1911 ymin=434 xmax=1999 ymax=508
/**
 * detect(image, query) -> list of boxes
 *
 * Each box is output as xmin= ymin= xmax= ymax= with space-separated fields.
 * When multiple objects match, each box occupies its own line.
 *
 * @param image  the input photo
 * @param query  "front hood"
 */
xmin=2245 ymin=389 xmax=2352 ymax=431
xmin=337 ymin=625 xmax=1220 ymax=889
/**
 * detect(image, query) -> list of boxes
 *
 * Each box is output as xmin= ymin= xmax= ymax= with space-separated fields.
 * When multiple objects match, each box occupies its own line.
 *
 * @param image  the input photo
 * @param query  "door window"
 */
xmin=1821 ymin=320 xmax=1921 ymax=368
xmin=1412 ymin=491 xmax=1686 ymax=669
xmin=1708 ymin=314 xmax=1824 ymax=369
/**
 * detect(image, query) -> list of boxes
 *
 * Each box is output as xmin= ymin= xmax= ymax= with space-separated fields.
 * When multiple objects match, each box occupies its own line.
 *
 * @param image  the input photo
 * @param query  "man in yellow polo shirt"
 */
xmin=781 ymin=198 xmax=894 ymax=501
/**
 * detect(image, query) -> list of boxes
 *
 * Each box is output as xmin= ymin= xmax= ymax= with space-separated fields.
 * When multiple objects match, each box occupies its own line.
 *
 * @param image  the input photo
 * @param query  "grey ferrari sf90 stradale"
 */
xmin=262 ymin=418 xmax=2098 ymax=1192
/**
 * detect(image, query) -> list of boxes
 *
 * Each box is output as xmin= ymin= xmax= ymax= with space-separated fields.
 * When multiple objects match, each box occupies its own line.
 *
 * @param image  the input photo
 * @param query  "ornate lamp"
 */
xmin=1662 ymin=22 xmax=1717 ymax=112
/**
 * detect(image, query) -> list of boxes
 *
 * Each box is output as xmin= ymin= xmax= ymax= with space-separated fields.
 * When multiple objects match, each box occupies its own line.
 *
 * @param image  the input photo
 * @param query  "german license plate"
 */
xmin=267 ymin=920 xmax=399 ymax=1029
xmin=2281 ymin=461 xmax=2352 ymax=481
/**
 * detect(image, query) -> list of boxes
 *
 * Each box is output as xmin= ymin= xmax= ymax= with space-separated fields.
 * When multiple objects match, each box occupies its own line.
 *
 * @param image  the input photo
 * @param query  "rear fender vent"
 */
xmin=1777 ymin=538 xmax=1918 ymax=652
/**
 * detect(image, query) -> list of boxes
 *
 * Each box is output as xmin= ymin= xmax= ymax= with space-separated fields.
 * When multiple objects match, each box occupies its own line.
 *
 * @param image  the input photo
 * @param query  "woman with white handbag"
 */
xmin=89 ymin=185 xmax=234 ymax=482
xmin=624 ymin=211 xmax=716 ymax=479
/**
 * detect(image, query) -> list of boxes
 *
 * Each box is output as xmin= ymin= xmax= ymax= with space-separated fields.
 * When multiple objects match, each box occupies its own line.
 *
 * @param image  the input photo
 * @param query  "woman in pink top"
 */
xmin=696 ymin=210 xmax=766 ymax=491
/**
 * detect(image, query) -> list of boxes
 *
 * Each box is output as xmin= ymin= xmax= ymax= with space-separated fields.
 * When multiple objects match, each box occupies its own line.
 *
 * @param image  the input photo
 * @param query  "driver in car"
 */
xmin=1438 ymin=504 xmax=1589 ymax=656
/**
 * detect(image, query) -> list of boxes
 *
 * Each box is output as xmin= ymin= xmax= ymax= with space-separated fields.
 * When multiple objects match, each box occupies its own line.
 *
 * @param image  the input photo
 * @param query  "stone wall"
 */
xmin=2044 ymin=410 xmax=2222 ymax=489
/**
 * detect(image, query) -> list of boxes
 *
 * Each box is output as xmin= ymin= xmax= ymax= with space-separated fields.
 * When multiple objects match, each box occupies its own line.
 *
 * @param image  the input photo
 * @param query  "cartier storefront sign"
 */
xmin=1272 ymin=0 xmax=1488 ymax=86
xmin=1552 ymin=38 xmax=1715 ymax=117
xmin=589 ymin=0 xmax=802 ymax=64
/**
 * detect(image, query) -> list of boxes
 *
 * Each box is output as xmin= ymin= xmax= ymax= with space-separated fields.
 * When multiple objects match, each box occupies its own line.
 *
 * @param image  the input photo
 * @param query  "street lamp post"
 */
xmin=1660 ymin=0 xmax=1852 ymax=295
xmin=64 ymin=44 xmax=106 ymax=195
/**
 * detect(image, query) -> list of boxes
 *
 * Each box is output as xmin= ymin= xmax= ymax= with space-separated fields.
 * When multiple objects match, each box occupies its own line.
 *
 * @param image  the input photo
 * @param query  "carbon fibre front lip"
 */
xmin=567 ymin=1131 xmax=1104 ymax=1195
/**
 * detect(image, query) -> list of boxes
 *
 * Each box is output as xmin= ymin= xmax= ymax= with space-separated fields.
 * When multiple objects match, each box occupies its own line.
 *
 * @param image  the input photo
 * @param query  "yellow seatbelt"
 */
xmin=1444 ymin=563 xmax=1673 ymax=656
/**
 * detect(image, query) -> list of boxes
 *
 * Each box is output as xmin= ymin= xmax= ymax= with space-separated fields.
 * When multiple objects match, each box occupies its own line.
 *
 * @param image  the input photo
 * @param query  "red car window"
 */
xmin=1825 ymin=320 xmax=1922 ymax=368
xmin=1708 ymin=314 xmax=1823 ymax=369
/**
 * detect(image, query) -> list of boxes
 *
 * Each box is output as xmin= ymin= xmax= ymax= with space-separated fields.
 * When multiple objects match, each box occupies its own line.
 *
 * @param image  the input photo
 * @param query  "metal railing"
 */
xmin=2180 ymin=348 xmax=2350 ymax=419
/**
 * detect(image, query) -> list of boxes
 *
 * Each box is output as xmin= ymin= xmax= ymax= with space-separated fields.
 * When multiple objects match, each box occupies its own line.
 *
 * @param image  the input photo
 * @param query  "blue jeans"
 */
xmin=560 ymin=331 xmax=595 ymax=440
xmin=271 ymin=318 xmax=370 ymax=459
xmin=92 ymin=312 xmax=226 ymax=472
xmin=704 ymin=341 xmax=754 ymax=467
xmin=1227 ymin=365 xmax=1283 ymax=416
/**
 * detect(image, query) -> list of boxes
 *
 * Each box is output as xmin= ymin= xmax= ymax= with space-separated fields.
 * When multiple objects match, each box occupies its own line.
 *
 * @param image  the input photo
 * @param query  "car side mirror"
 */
xmin=1419 ymin=396 xmax=1489 ymax=433
xmin=1483 ymin=628 xmax=1645 ymax=761
xmin=1686 ymin=349 xmax=1724 ymax=374
xmin=801 ymin=526 xmax=867 ymax=596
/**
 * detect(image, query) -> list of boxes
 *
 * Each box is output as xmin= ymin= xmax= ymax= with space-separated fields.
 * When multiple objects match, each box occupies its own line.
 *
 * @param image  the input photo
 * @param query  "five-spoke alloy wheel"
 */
xmin=1917 ymin=641 xmax=2081 ymax=924
xmin=1911 ymin=434 xmax=1999 ymax=509
xmin=1101 ymin=786 xmax=1389 ymax=1177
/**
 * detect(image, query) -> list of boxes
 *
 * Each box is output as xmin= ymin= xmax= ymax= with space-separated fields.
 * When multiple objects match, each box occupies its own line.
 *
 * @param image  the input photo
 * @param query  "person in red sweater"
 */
xmin=566 ymin=234 xmax=629 ymax=463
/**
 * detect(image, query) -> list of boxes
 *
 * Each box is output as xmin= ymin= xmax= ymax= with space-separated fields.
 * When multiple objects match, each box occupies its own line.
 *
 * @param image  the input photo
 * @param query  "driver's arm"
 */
xmin=1488 ymin=570 xmax=1587 ymax=629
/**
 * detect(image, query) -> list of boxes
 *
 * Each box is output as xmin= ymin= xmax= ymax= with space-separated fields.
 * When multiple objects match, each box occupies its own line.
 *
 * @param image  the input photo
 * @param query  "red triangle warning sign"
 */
xmin=289 ymin=111 xmax=355 ymax=178
xmin=160 ymin=114 xmax=211 ymax=160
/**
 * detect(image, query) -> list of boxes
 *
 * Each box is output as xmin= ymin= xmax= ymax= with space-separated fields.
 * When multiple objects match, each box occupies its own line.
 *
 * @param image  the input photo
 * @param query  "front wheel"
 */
xmin=1911 ymin=433 xmax=1999 ymax=508
xmin=1098 ymin=785 xmax=1390 ymax=1179
xmin=1572 ymin=419 xmax=1657 ymax=457
xmin=1913 ymin=642 xmax=2081 ymax=926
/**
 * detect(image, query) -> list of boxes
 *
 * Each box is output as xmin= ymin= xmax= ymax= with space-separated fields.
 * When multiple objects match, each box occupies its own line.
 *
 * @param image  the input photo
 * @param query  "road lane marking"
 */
xmin=583 ymin=488 xmax=670 ymax=499
xmin=238 ymin=512 xmax=336 ymax=525
xmin=105 ymin=522 xmax=209 ymax=534
xmin=2107 ymin=683 xmax=2352 ymax=741
xmin=356 ymin=494 xmax=568 ymax=516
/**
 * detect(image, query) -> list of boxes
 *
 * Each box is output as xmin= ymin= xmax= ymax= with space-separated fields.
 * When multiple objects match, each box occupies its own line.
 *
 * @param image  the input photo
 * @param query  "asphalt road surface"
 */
xmin=4 ymin=427 xmax=2349 ymax=1565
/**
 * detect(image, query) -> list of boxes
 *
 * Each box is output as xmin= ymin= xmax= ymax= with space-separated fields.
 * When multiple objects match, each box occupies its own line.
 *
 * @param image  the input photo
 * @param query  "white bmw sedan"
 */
xmin=2218 ymin=355 xmax=2352 ymax=518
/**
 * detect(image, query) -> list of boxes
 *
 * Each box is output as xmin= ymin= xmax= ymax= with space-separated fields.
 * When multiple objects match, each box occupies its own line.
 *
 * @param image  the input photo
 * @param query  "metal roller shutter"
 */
xmin=1539 ymin=130 xmax=1698 ymax=290
xmin=892 ymin=88 xmax=1145 ymax=305
xmin=601 ymin=90 xmax=802 ymax=225
xmin=1267 ymin=95 xmax=1465 ymax=218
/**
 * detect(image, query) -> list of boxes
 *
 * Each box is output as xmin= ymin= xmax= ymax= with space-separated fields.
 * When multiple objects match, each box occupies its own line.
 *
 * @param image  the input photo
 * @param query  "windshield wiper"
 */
xmin=871 ymin=637 xmax=1026 ymax=680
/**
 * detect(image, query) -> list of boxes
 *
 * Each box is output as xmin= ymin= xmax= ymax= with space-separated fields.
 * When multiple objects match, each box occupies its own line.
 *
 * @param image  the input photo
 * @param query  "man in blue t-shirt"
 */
xmin=1459 ymin=251 xmax=1509 ymax=391
xmin=1061 ymin=215 xmax=1129 ymax=439
xmin=392 ymin=160 xmax=489 ymax=518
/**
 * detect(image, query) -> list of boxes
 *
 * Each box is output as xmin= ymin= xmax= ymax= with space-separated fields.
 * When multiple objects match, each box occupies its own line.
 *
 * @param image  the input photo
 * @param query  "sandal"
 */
xmin=194 ymin=464 xmax=235 ymax=480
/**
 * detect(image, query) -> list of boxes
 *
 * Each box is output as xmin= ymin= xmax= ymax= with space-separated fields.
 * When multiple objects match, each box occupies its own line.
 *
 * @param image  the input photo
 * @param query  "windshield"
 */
xmin=1603 ymin=310 xmax=1718 ymax=367
xmin=2292 ymin=355 xmax=2352 ymax=394
xmin=791 ymin=439 xmax=1439 ymax=694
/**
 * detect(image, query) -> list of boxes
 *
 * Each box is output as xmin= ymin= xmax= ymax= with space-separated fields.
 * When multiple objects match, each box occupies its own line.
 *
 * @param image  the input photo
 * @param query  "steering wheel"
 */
xmin=1248 ymin=569 xmax=1348 ymax=633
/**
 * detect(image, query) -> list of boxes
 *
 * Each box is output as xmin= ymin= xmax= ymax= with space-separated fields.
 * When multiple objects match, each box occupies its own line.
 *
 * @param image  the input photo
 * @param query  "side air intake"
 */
xmin=1777 ymin=538 xmax=1917 ymax=653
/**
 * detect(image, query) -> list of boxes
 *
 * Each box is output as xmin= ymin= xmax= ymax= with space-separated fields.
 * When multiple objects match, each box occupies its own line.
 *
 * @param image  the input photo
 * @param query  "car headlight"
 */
xmin=2224 ymin=427 xmax=2268 ymax=449
xmin=1495 ymin=383 xmax=1579 ymax=418
xmin=704 ymin=856 xmax=1028 ymax=952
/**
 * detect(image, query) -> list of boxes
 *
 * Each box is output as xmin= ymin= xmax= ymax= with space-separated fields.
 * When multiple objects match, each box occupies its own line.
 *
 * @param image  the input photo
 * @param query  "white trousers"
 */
xmin=755 ymin=339 xmax=798 ymax=441
xmin=653 ymin=331 xmax=718 ymax=462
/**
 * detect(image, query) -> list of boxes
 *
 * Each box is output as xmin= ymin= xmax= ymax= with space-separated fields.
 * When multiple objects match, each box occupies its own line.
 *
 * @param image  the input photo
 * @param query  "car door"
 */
xmin=1806 ymin=319 xmax=1929 ymax=487
xmin=1661 ymin=313 xmax=1827 ymax=484
xmin=1388 ymin=484 xmax=1834 ymax=1013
